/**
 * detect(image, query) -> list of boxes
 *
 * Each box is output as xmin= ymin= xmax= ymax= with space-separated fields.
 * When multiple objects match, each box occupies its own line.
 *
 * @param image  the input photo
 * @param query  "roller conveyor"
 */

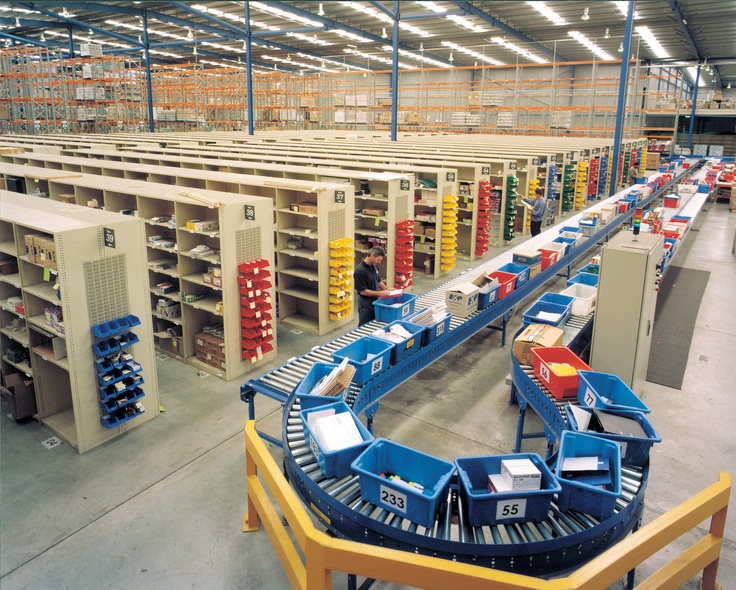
xmin=240 ymin=163 xmax=698 ymax=577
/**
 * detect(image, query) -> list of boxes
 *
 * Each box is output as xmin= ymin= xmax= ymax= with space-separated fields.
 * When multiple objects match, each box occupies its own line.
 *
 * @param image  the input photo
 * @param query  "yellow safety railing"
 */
xmin=244 ymin=420 xmax=730 ymax=590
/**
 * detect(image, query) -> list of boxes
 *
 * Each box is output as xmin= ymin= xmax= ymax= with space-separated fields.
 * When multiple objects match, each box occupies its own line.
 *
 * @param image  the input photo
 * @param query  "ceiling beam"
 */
xmin=449 ymin=1 xmax=564 ymax=61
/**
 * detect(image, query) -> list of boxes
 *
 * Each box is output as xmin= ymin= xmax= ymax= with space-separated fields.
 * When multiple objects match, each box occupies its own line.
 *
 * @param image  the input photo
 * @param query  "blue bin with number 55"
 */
xmin=332 ymin=336 xmax=395 ymax=387
xmin=351 ymin=438 xmax=455 ymax=529
xmin=455 ymin=453 xmax=561 ymax=526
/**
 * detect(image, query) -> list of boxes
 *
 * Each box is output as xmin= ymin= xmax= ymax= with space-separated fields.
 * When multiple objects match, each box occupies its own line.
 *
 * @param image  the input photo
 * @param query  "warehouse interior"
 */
xmin=1 ymin=2 xmax=735 ymax=590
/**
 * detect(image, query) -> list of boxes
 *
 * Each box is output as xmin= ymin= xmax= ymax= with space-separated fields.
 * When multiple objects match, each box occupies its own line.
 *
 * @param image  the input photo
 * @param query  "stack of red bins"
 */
xmin=475 ymin=180 xmax=492 ymax=257
xmin=394 ymin=220 xmax=414 ymax=290
xmin=588 ymin=158 xmax=599 ymax=198
xmin=238 ymin=258 xmax=274 ymax=362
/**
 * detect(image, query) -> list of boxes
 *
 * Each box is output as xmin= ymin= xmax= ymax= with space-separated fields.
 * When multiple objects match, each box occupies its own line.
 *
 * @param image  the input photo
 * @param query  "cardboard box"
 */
xmin=513 ymin=323 xmax=564 ymax=366
xmin=57 ymin=193 xmax=77 ymax=204
xmin=195 ymin=332 xmax=224 ymax=356
xmin=296 ymin=201 xmax=318 ymax=214
xmin=51 ymin=337 xmax=67 ymax=360
xmin=362 ymin=208 xmax=386 ymax=217
xmin=0 ymin=258 xmax=18 ymax=275
xmin=501 ymin=458 xmax=542 ymax=491
xmin=0 ymin=372 xmax=36 ymax=421
xmin=445 ymin=282 xmax=479 ymax=317
xmin=424 ymin=228 xmax=436 ymax=239
xmin=35 ymin=236 xmax=57 ymax=270
xmin=512 ymin=249 xmax=542 ymax=265
xmin=24 ymin=234 xmax=43 ymax=262
xmin=526 ymin=261 xmax=542 ymax=279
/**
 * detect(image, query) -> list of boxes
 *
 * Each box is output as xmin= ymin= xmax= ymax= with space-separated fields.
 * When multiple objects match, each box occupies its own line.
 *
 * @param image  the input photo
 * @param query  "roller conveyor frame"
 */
xmin=241 ymin=161 xmax=700 ymax=578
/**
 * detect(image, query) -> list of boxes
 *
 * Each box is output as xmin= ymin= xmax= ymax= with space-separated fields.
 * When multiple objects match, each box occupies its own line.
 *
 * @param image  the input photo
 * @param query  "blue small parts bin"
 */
xmin=555 ymin=431 xmax=622 ymax=520
xmin=552 ymin=236 xmax=575 ymax=255
xmin=332 ymin=336 xmax=394 ymax=387
xmin=522 ymin=300 xmax=571 ymax=327
xmin=372 ymin=293 xmax=417 ymax=322
xmin=351 ymin=438 xmax=455 ymax=529
xmin=373 ymin=320 xmax=426 ymax=364
xmin=498 ymin=262 xmax=531 ymax=288
xmin=564 ymin=406 xmax=661 ymax=467
xmin=404 ymin=309 xmax=452 ymax=345
xmin=577 ymin=263 xmax=600 ymax=276
xmin=455 ymin=453 xmax=561 ymax=526
xmin=567 ymin=272 xmax=599 ymax=288
xmin=559 ymin=226 xmax=582 ymax=235
xmin=293 ymin=362 xmax=348 ymax=398
xmin=577 ymin=370 xmax=651 ymax=413
xmin=300 ymin=401 xmax=374 ymax=478
xmin=537 ymin=292 xmax=575 ymax=309
xmin=476 ymin=280 xmax=501 ymax=309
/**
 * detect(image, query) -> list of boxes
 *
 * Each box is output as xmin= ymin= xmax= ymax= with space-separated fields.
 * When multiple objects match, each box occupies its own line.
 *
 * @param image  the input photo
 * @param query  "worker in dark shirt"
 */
xmin=522 ymin=188 xmax=547 ymax=237
xmin=355 ymin=246 xmax=390 ymax=326
xmin=628 ymin=164 xmax=640 ymax=186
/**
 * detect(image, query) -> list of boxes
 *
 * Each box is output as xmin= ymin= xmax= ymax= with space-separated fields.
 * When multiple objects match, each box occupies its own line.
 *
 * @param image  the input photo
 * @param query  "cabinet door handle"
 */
xmin=647 ymin=320 xmax=651 ymax=337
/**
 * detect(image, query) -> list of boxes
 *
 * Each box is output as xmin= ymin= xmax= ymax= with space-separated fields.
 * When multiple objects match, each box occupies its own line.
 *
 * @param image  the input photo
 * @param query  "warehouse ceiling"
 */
xmin=1 ymin=1 xmax=735 ymax=91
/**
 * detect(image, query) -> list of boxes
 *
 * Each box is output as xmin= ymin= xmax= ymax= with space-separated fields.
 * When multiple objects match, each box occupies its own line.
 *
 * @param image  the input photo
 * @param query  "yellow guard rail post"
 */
xmin=244 ymin=420 xmax=731 ymax=590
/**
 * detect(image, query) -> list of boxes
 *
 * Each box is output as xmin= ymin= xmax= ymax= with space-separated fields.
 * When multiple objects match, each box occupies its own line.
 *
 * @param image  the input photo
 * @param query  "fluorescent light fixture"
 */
xmin=491 ymin=37 xmax=547 ymax=64
xmin=441 ymin=41 xmax=504 ymax=65
xmin=381 ymin=45 xmax=448 ymax=68
xmin=568 ymin=31 xmax=614 ymax=60
xmin=581 ymin=7 xmax=590 ymax=21
xmin=635 ymin=26 xmax=668 ymax=59
xmin=685 ymin=66 xmax=707 ymax=87
xmin=446 ymin=14 xmax=486 ymax=33
xmin=416 ymin=1 xmax=446 ymax=13
xmin=614 ymin=2 xmax=640 ymax=19
xmin=286 ymin=32 xmax=332 ymax=46
xmin=249 ymin=2 xmax=322 ymax=27
xmin=342 ymin=1 xmax=432 ymax=36
xmin=333 ymin=29 xmax=371 ymax=43
xmin=527 ymin=2 xmax=567 ymax=26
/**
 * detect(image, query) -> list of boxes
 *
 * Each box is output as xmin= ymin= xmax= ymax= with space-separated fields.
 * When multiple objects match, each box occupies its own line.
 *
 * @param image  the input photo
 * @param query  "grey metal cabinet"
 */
xmin=590 ymin=231 xmax=663 ymax=393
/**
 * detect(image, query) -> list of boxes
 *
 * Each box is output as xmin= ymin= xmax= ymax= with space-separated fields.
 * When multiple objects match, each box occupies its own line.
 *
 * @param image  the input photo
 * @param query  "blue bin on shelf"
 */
xmin=564 ymin=406 xmax=661 ymax=467
xmin=577 ymin=263 xmax=600 ymax=277
xmin=91 ymin=322 xmax=112 ymax=339
xmin=332 ymin=336 xmax=394 ymax=387
xmin=351 ymin=438 xmax=455 ymax=529
xmin=555 ymin=431 xmax=622 ymax=520
xmin=373 ymin=320 xmax=426 ymax=364
xmin=300 ymin=401 xmax=374 ymax=478
xmin=577 ymin=370 xmax=651 ymax=413
xmin=404 ymin=309 xmax=452 ymax=345
xmin=697 ymin=183 xmax=710 ymax=193
xmin=455 ymin=453 xmax=561 ymax=526
xmin=293 ymin=362 xmax=351 ymax=398
xmin=538 ymin=292 xmax=575 ymax=309
xmin=117 ymin=332 xmax=139 ymax=349
xmin=558 ymin=226 xmax=582 ymax=235
xmin=522 ymin=300 xmax=571 ymax=327
xmin=124 ymin=314 xmax=141 ymax=328
xmin=372 ymin=293 xmax=417 ymax=323
xmin=567 ymin=273 xmax=599 ymax=288
xmin=498 ymin=262 xmax=531 ymax=288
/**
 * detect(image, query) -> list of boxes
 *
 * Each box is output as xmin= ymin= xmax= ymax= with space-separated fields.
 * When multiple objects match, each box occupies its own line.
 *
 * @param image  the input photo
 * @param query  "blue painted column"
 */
xmin=245 ymin=2 xmax=254 ymax=135
xmin=142 ymin=10 xmax=155 ymax=132
xmin=390 ymin=1 xmax=399 ymax=141
xmin=687 ymin=66 xmax=700 ymax=152
xmin=610 ymin=0 xmax=635 ymax=195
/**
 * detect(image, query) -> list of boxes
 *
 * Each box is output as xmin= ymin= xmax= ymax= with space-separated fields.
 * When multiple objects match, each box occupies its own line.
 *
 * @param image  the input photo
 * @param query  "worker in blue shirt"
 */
xmin=523 ymin=188 xmax=547 ymax=237
xmin=354 ymin=246 xmax=390 ymax=326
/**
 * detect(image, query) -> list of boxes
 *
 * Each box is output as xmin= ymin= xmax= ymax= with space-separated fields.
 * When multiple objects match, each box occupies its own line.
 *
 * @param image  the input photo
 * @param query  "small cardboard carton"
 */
xmin=513 ymin=323 xmax=564 ymax=366
xmin=1 ymin=373 xmax=36 ymax=421
xmin=297 ymin=201 xmax=318 ymax=214
xmin=526 ymin=261 xmax=542 ymax=279
xmin=445 ymin=282 xmax=479 ymax=318
xmin=512 ymin=249 xmax=542 ymax=266
xmin=501 ymin=458 xmax=542 ymax=491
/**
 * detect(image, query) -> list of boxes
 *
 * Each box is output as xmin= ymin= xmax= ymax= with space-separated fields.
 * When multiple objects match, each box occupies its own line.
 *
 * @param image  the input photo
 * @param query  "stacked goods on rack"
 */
xmin=588 ymin=158 xmax=599 ymax=199
xmin=394 ymin=220 xmax=414 ymax=290
xmin=562 ymin=164 xmax=575 ymax=213
xmin=328 ymin=238 xmax=354 ymax=321
xmin=505 ymin=175 xmax=519 ymax=242
xmin=575 ymin=161 xmax=588 ymax=210
xmin=475 ymin=180 xmax=492 ymax=257
xmin=440 ymin=195 xmax=458 ymax=271
xmin=239 ymin=258 xmax=274 ymax=362
xmin=598 ymin=156 xmax=609 ymax=198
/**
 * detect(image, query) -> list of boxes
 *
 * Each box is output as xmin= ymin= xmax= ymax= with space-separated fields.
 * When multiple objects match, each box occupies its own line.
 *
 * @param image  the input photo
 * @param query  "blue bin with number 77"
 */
xmin=455 ymin=453 xmax=561 ymax=526
xmin=351 ymin=438 xmax=455 ymax=529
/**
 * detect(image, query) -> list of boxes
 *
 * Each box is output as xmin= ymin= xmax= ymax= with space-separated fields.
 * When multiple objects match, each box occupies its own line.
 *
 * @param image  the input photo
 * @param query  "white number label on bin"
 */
xmin=310 ymin=437 xmax=320 ymax=460
xmin=379 ymin=484 xmax=407 ymax=513
xmin=435 ymin=323 xmax=445 ymax=337
xmin=540 ymin=363 xmax=551 ymax=384
xmin=496 ymin=498 xmax=527 ymax=521
xmin=406 ymin=338 xmax=414 ymax=350
xmin=618 ymin=441 xmax=628 ymax=456
xmin=583 ymin=387 xmax=596 ymax=407
xmin=371 ymin=357 xmax=383 ymax=375
xmin=401 ymin=303 xmax=410 ymax=317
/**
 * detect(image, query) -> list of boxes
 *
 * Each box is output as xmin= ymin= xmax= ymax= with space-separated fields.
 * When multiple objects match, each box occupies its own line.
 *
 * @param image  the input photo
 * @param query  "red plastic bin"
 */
xmin=538 ymin=248 xmax=559 ymax=271
xmin=531 ymin=346 xmax=592 ymax=400
xmin=487 ymin=270 xmax=516 ymax=300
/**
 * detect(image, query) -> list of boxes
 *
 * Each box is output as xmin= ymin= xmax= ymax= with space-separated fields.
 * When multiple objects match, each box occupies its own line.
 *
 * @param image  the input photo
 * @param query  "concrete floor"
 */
xmin=1 ymin=201 xmax=734 ymax=590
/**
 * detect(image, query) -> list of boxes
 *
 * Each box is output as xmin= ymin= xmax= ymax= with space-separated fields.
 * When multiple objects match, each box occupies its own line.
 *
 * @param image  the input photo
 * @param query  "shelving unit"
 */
xmin=0 ymin=191 xmax=159 ymax=453
xmin=0 ymin=163 xmax=277 ymax=379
